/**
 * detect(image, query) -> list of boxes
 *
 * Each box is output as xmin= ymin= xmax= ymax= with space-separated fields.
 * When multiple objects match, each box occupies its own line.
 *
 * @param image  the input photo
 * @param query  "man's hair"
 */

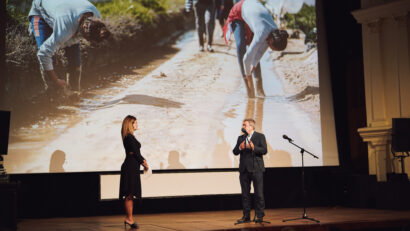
xmin=270 ymin=29 xmax=289 ymax=51
xmin=80 ymin=17 xmax=111 ymax=43
xmin=243 ymin=118 xmax=256 ymax=128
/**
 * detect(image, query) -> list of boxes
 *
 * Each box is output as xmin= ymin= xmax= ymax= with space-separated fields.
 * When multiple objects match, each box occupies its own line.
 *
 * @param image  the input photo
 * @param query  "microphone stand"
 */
xmin=282 ymin=138 xmax=320 ymax=223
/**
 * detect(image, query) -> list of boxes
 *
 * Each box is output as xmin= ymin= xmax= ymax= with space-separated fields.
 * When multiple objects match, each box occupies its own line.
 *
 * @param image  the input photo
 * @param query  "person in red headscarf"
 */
xmin=223 ymin=0 xmax=288 ymax=98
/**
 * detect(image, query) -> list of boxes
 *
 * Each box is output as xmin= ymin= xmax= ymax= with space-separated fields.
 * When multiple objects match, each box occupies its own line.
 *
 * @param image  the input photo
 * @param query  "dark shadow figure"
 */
xmin=49 ymin=150 xmax=66 ymax=173
xmin=287 ymin=86 xmax=319 ymax=101
xmin=11 ymin=45 xmax=181 ymax=132
xmin=210 ymin=43 xmax=229 ymax=47
xmin=85 ymin=94 xmax=184 ymax=110
xmin=212 ymin=49 xmax=237 ymax=57
xmin=267 ymin=149 xmax=292 ymax=167
xmin=212 ymin=129 xmax=232 ymax=168
xmin=167 ymin=150 xmax=185 ymax=169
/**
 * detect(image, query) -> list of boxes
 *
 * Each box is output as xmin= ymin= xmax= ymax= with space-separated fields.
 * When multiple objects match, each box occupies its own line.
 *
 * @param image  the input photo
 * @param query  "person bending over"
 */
xmin=28 ymin=0 xmax=110 ymax=95
xmin=224 ymin=0 xmax=288 ymax=98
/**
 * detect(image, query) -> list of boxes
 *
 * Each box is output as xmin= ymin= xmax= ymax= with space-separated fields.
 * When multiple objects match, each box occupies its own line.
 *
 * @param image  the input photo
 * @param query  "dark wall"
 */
xmin=9 ymin=167 xmax=410 ymax=219
xmin=322 ymin=0 xmax=368 ymax=174
xmin=9 ymin=167 xmax=339 ymax=218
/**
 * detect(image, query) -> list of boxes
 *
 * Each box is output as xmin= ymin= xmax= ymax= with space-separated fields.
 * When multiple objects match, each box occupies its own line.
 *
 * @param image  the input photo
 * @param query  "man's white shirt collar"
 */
xmin=247 ymin=131 xmax=254 ymax=140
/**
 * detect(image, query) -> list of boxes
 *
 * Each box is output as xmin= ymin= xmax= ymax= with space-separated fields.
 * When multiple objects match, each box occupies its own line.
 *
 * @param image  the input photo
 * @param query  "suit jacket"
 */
xmin=233 ymin=131 xmax=267 ymax=172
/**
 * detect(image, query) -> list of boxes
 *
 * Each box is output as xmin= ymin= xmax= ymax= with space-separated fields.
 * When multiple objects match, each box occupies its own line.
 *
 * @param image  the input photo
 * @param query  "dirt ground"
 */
xmin=272 ymin=38 xmax=320 ymax=125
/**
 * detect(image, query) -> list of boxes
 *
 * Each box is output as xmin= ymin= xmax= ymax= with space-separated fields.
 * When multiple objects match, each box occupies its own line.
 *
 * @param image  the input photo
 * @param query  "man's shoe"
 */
xmin=207 ymin=45 xmax=214 ymax=52
xmin=199 ymin=46 xmax=204 ymax=52
xmin=236 ymin=216 xmax=251 ymax=223
xmin=254 ymin=216 xmax=264 ymax=223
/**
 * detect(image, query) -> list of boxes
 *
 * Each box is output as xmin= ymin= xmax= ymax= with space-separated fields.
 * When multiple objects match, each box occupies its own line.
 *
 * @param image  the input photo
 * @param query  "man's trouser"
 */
xmin=240 ymin=169 xmax=265 ymax=218
xmin=193 ymin=0 xmax=215 ymax=47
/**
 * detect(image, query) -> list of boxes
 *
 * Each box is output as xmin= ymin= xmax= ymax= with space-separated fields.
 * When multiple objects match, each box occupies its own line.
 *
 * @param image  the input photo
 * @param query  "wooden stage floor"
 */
xmin=18 ymin=207 xmax=410 ymax=231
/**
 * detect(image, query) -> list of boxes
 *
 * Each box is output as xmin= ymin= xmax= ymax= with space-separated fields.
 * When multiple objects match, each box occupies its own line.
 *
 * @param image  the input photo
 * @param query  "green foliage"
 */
xmin=166 ymin=0 xmax=186 ymax=12
xmin=6 ymin=0 xmax=32 ymax=25
xmin=5 ymin=0 xmax=186 ymax=68
xmin=6 ymin=0 xmax=184 ymax=27
xmin=95 ymin=0 xmax=169 ymax=25
xmin=284 ymin=4 xmax=316 ymax=43
xmin=140 ymin=0 xmax=167 ymax=13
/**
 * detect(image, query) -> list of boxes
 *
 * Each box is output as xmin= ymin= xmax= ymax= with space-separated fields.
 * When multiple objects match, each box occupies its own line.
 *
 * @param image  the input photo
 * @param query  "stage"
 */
xmin=17 ymin=207 xmax=410 ymax=230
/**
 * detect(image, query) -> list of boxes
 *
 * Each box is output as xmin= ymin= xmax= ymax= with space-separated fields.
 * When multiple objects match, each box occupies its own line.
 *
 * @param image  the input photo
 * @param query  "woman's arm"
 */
xmin=124 ymin=135 xmax=149 ymax=170
xmin=127 ymin=136 xmax=145 ymax=164
xmin=133 ymin=144 xmax=145 ymax=164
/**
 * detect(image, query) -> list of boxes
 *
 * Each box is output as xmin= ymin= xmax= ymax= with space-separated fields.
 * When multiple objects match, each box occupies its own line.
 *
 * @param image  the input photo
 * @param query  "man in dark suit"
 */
xmin=233 ymin=118 xmax=267 ymax=223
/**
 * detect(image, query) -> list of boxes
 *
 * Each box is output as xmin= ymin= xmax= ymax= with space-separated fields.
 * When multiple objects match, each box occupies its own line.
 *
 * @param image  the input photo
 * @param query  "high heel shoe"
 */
xmin=124 ymin=221 xmax=138 ymax=229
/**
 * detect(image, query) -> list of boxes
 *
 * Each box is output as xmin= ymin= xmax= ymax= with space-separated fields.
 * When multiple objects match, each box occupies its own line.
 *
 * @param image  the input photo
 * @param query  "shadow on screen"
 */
xmin=93 ymin=94 xmax=184 ymax=110
xmin=167 ymin=150 xmax=185 ymax=169
xmin=49 ymin=150 xmax=66 ymax=173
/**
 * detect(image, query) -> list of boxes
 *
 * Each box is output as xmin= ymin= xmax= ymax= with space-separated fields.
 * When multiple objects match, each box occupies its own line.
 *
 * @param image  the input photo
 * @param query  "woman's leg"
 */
xmin=124 ymin=195 xmax=134 ymax=223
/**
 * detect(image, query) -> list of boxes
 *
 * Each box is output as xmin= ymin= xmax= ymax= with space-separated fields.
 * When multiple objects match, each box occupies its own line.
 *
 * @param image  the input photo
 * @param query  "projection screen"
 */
xmin=3 ymin=0 xmax=337 ymax=197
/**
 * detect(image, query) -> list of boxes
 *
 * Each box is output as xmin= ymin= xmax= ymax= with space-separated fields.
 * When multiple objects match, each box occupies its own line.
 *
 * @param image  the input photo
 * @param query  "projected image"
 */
xmin=3 ymin=0 xmax=323 ymax=173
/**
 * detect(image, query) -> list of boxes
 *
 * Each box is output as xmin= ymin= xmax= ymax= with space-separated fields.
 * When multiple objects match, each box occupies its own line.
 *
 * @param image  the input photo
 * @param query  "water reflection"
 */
xmin=245 ymin=97 xmax=292 ymax=167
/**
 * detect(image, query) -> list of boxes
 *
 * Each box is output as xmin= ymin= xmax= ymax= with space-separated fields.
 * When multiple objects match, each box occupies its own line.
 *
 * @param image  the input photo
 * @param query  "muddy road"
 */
xmin=5 ymin=28 xmax=322 ymax=173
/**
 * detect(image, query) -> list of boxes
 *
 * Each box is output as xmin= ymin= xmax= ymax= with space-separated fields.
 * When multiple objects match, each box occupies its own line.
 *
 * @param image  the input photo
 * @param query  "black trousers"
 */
xmin=239 ymin=169 xmax=265 ymax=218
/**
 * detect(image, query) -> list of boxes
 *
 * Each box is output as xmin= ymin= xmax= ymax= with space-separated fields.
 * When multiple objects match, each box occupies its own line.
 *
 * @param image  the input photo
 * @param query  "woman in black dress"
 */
xmin=120 ymin=115 xmax=149 ymax=229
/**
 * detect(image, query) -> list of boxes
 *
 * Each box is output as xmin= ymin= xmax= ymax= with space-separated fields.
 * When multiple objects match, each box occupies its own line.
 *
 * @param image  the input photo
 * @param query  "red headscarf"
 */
xmin=223 ymin=0 xmax=253 ymax=45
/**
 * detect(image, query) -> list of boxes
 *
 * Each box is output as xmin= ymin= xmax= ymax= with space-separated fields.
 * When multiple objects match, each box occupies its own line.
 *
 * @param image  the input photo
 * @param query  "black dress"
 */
xmin=119 ymin=134 xmax=145 ymax=200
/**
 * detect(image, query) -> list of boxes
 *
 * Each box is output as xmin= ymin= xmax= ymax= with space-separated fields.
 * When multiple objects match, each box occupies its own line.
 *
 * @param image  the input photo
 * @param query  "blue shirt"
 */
xmin=241 ymin=0 xmax=278 ymax=76
xmin=28 ymin=0 xmax=101 ymax=71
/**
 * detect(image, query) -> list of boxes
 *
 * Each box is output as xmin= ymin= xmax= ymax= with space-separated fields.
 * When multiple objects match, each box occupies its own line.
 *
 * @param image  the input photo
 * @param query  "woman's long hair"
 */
xmin=121 ymin=115 xmax=136 ymax=140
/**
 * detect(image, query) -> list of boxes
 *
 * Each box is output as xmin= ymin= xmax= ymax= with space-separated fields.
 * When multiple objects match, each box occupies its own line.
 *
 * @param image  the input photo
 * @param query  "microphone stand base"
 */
xmin=234 ymin=220 xmax=251 ymax=225
xmin=282 ymin=214 xmax=320 ymax=223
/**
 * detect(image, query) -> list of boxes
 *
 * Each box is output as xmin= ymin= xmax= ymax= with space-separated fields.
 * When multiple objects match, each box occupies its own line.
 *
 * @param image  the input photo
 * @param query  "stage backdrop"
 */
xmin=4 ymin=0 xmax=338 ymax=181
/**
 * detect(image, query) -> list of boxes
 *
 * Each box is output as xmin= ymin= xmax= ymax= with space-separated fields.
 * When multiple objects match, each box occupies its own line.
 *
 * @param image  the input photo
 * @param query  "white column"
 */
xmin=358 ymin=126 xmax=391 ymax=181
xmin=352 ymin=0 xmax=410 ymax=181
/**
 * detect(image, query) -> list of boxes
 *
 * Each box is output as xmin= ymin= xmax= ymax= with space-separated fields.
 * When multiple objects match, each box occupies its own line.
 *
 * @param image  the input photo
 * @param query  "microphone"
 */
xmin=283 ymin=134 xmax=293 ymax=142
xmin=241 ymin=128 xmax=248 ymax=135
